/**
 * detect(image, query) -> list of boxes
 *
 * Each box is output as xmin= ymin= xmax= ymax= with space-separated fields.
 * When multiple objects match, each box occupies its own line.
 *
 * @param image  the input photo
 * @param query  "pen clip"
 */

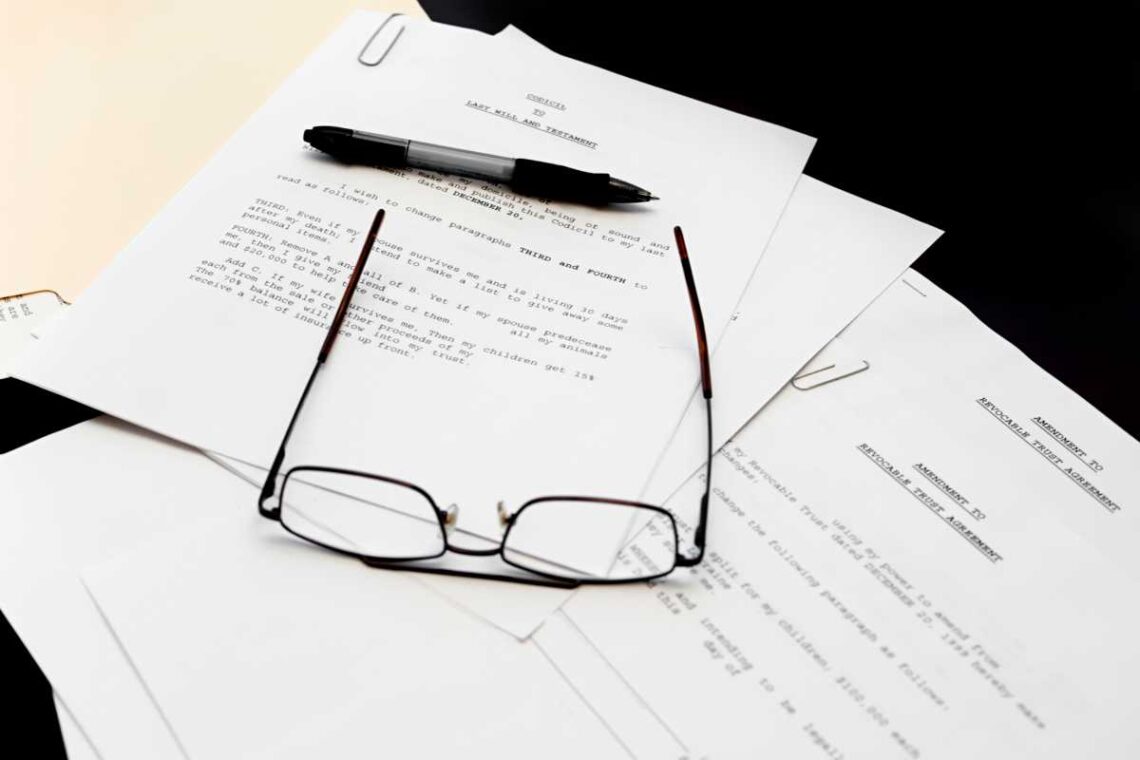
xmin=791 ymin=359 xmax=870 ymax=390
xmin=358 ymin=13 xmax=407 ymax=67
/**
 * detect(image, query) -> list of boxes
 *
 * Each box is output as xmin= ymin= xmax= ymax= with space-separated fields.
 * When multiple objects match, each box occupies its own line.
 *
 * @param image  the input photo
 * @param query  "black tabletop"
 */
xmin=2 ymin=383 xmax=96 ymax=759
xmin=5 ymin=3 xmax=1136 ymax=755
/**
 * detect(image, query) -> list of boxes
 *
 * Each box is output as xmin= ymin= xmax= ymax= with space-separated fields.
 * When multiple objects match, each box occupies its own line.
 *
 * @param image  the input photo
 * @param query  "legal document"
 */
xmin=212 ymin=173 xmax=942 ymax=639
xmin=360 ymin=21 xmax=938 ymax=640
xmin=14 ymin=13 xmax=814 ymax=548
xmin=544 ymin=271 xmax=1140 ymax=758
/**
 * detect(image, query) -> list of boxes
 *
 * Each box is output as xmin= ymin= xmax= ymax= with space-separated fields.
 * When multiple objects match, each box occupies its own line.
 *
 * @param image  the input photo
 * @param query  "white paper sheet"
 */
xmin=55 ymin=694 xmax=99 ymax=760
xmin=532 ymin=611 xmax=687 ymax=758
xmin=79 ymin=505 xmax=626 ymax=759
xmin=14 ymin=13 xmax=813 ymax=559
xmin=0 ymin=419 xmax=246 ymax=760
xmin=546 ymin=271 xmax=1140 ymax=757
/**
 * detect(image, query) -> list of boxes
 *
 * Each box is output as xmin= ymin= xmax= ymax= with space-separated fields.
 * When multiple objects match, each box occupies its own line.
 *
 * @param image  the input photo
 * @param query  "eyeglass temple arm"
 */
xmin=671 ymin=226 xmax=713 ymax=567
xmin=259 ymin=208 xmax=386 ymax=516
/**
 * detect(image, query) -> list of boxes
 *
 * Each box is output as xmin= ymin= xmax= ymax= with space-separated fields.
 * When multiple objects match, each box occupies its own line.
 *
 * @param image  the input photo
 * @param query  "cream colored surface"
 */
xmin=0 ymin=1 xmax=426 ymax=302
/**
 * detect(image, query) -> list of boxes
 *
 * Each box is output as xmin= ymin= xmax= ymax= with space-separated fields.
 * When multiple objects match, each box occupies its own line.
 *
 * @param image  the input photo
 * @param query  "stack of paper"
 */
xmin=4 ymin=10 xmax=1135 ymax=759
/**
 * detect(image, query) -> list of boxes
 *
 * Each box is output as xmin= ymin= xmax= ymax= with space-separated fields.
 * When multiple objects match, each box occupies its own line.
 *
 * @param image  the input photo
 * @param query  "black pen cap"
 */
xmin=303 ymin=125 xmax=353 ymax=143
xmin=303 ymin=126 xmax=408 ymax=169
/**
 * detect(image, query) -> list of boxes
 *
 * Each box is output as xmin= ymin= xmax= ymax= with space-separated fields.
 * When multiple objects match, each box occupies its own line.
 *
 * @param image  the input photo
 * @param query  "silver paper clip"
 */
xmin=791 ymin=359 xmax=870 ymax=390
xmin=0 ymin=289 xmax=70 ymax=306
xmin=358 ymin=14 xmax=406 ymax=67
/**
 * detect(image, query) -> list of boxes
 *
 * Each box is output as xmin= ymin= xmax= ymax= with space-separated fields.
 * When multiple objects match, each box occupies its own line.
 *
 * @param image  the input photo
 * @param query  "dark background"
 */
xmin=5 ymin=2 xmax=1136 ymax=755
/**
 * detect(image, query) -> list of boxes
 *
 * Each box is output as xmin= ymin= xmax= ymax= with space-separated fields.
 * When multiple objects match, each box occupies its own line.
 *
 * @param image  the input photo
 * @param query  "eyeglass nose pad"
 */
xmin=497 ymin=500 xmax=510 ymax=529
xmin=444 ymin=503 xmax=459 ymax=532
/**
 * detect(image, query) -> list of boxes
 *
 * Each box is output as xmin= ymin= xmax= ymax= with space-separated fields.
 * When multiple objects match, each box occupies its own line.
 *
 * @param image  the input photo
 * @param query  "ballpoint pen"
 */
xmin=303 ymin=126 xmax=658 ymax=205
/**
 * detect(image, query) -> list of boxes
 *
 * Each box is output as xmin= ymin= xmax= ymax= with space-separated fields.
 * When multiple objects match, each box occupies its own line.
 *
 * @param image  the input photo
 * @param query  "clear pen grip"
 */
xmin=406 ymin=141 xmax=516 ymax=182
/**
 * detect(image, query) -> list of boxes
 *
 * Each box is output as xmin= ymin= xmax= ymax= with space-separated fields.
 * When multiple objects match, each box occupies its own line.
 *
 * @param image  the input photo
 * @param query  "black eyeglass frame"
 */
xmin=258 ymin=208 xmax=713 ymax=589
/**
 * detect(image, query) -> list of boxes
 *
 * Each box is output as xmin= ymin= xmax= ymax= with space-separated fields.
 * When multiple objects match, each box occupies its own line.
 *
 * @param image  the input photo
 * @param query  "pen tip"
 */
xmin=648 ymin=195 xmax=660 ymax=201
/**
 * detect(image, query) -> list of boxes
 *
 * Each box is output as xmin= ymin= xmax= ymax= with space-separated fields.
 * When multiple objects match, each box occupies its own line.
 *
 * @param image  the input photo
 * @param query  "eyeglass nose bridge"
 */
xmin=497 ymin=500 xmax=512 ymax=528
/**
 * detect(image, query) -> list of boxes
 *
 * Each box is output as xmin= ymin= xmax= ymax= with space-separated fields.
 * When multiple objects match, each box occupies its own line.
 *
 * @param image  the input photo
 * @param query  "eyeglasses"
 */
xmin=258 ymin=208 xmax=713 ymax=588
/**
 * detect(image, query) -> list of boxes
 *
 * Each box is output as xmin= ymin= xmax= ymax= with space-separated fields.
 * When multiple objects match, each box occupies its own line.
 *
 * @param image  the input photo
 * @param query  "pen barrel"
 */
xmin=510 ymin=159 xmax=612 ymax=205
xmin=406 ymin=141 xmax=515 ymax=182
